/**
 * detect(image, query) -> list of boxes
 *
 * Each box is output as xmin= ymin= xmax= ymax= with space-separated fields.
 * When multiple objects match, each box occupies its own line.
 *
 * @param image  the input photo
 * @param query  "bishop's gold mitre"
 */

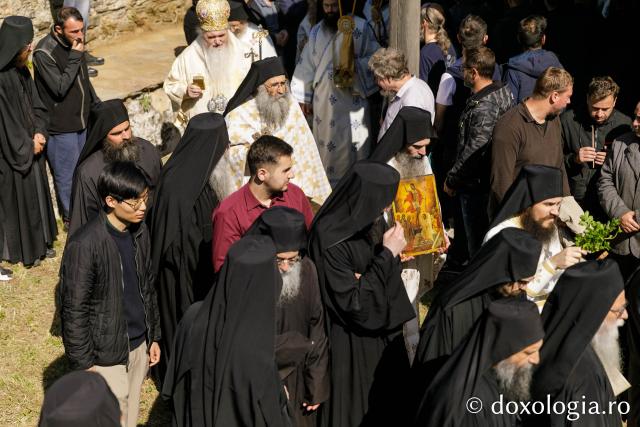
xmin=196 ymin=0 xmax=231 ymax=32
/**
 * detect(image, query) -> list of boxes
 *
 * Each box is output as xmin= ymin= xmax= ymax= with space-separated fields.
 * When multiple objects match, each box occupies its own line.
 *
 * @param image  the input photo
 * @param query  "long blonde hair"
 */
xmin=421 ymin=4 xmax=451 ymax=56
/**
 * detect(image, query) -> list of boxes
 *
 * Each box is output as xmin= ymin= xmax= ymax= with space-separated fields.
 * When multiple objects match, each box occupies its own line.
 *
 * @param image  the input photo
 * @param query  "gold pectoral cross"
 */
xmin=252 ymin=25 xmax=270 ymax=60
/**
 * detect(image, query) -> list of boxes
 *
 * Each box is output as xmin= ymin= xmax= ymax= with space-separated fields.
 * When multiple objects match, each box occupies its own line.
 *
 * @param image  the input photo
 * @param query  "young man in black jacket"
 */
xmin=33 ymin=6 xmax=99 ymax=228
xmin=60 ymin=161 xmax=161 ymax=427
xmin=444 ymin=46 xmax=514 ymax=257
xmin=562 ymin=76 xmax=631 ymax=220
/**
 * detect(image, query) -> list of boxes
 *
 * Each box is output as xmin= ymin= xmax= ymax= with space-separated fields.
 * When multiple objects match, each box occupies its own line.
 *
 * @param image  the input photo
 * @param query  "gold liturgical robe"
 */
xmin=225 ymin=97 xmax=332 ymax=205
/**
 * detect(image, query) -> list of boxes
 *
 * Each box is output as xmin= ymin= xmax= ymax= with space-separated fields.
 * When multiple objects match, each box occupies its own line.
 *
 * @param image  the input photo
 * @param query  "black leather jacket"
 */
xmin=60 ymin=212 xmax=161 ymax=369
xmin=446 ymin=82 xmax=514 ymax=191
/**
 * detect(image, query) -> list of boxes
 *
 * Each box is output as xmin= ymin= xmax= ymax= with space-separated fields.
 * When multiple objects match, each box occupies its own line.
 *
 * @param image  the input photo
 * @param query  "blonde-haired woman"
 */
xmin=419 ymin=3 xmax=457 ymax=94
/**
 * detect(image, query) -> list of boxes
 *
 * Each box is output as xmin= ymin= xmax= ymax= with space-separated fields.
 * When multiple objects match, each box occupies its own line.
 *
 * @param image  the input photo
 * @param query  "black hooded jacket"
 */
xmin=60 ymin=212 xmax=161 ymax=370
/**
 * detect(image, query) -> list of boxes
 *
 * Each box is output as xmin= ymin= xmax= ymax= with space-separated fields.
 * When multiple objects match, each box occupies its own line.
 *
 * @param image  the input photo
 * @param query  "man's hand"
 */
xmin=71 ymin=38 xmax=85 ymax=52
xmin=443 ymin=181 xmax=456 ymax=197
xmin=148 ymin=342 xmax=161 ymax=367
xmin=550 ymin=246 xmax=587 ymax=270
xmin=575 ymin=147 xmax=597 ymax=164
xmin=302 ymin=402 xmax=321 ymax=412
xmin=299 ymin=103 xmax=313 ymax=116
xmin=620 ymin=211 xmax=640 ymax=233
xmin=275 ymin=29 xmax=289 ymax=47
xmin=438 ymin=232 xmax=451 ymax=254
xmin=33 ymin=133 xmax=46 ymax=155
xmin=383 ymin=224 xmax=407 ymax=258
xmin=187 ymin=84 xmax=203 ymax=99
xmin=594 ymin=151 xmax=607 ymax=166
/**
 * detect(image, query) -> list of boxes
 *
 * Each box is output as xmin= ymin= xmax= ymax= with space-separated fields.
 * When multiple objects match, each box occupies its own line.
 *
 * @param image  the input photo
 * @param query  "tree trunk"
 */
xmin=389 ymin=0 xmax=421 ymax=75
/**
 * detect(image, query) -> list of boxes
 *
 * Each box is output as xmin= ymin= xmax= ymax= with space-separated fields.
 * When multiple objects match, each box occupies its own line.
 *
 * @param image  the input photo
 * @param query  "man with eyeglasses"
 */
xmin=60 ymin=161 xmax=161 ymax=427
xmin=223 ymin=57 xmax=331 ymax=204
xmin=246 ymin=206 xmax=329 ymax=427
xmin=528 ymin=260 xmax=627 ymax=427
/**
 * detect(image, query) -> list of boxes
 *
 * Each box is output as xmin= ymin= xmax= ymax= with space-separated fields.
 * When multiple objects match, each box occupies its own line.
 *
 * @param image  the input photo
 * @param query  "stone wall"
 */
xmin=0 ymin=0 xmax=188 ymax=43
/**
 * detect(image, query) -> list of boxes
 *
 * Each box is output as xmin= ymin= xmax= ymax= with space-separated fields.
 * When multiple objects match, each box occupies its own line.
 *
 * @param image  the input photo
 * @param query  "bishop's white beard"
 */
xmin=394 ymin=151 xmax=428 ymax=178
xmin=279 ymin=261 xmax=302 ymax=305
xmin=202 ymin=36 xmax=236 ymax=97
xmin=592 ymin=318 xmax=624 ymax=374
xmin=494 ymin=360 xmax=534 ymax=402
xmin=255 ymin=85 xmax=291 ymax=130
xmin=209 ymin=153 xmax=235 ymax=201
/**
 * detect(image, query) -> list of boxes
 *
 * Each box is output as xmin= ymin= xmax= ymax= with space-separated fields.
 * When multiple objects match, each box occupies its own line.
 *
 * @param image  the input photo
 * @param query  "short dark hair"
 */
xmin=97 ymin=161 xmax=148 ymax=203
xmin=587 ymin=76 xmax=620 ymax=102
xmin=518 ymin=15 xmax=547 ymax=49
xmin=247 ymin=135 xmax=293 ymax=176
xmin=55 ymin=7 xmax=84 ymax=29
xmin=458 ymin=15 xmax=487 ymax=51
xmin=463 ymin=47 xmax=495 ymax=79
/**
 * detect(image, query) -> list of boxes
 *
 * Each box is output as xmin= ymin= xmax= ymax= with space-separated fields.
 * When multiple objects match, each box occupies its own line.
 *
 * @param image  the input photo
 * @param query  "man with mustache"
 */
xmin=246 ymin=206 xmax=329 ymax=427
xmin=485 ymin=165 xmax=585 ymax=311
xmin=164 ymin=0 xmax=254 ymax=120
xmin=292 ymin=0 xmax=381 ymax=187
xmin=223 ymin=57 xmax=331 ymax=204
xmin=413 ymin=298 xmax=544 ymax=427
xmin=68 ymin=100 xmax=161 ymax=235
xmin=528 ymin=260 xmax=627 ymax=427
xmin=490 ymin=67 xmax=573 ymax=213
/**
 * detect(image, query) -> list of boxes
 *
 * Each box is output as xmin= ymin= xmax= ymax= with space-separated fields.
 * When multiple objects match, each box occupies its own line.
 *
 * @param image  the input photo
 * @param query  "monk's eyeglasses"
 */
xmin=610 ymin=302 xmax=628 ymax=318
xmin=276 ymin=255 xmax=301 ymax=266
xmin=266 ymin=80 xmax=288 ymax=90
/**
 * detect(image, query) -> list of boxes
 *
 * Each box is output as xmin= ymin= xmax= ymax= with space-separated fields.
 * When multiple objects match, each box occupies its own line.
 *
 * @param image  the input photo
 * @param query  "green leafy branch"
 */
xmin=574 ymin=212 xmax=621 ymax=253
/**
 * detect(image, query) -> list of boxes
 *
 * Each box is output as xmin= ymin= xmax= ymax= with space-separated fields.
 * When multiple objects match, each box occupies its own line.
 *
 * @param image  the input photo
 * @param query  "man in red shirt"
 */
xmin=211 ymin=135 xmax=313 ymax=271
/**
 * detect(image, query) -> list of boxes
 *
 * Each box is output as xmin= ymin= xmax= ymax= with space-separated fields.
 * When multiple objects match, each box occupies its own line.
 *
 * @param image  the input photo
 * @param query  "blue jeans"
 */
xmin=458 ymin=190 xmax=489 ymax=258
xmin=46 ymin=130 xmax=87 ymax=219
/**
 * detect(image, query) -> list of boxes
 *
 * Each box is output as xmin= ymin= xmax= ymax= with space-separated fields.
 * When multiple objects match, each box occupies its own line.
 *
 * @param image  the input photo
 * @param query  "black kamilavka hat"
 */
xmin=0 ymin=16 xmax=33 ymax=70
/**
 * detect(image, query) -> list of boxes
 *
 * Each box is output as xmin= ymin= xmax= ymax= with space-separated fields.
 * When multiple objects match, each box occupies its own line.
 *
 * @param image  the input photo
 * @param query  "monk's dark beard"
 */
xmin=255 ymin=85 xmax=290 ymax=130
xmin=102 ymin=138 xmax=140 ymax=163
xmin=592 ymin=319 xmax=624 ymax=374
xmin=324 ymin=13 xmax=339 ymax=31
xmin=279 ymin=261 xmax=302 ymax=305
xmin=394 ymin=151 xmax=428 ymax=178
xmin=494 ymin=360 xmax=534 ymax=402
xmin=520 ymin=207 xmax=556 ymax=244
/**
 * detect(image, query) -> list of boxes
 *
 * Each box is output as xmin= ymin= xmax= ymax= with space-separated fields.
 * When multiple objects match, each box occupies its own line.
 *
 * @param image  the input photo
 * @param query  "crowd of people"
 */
xmin=2 ymin=0 xmax=640 ymax=426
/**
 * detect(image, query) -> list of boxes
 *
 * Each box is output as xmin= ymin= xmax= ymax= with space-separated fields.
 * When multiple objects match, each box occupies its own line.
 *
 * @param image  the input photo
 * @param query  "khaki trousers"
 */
xmin=94 ymin=341 xmax=149 ymax=427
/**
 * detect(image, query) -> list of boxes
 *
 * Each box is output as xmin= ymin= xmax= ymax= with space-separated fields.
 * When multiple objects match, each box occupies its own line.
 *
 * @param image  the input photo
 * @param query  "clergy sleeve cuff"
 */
xmin=542 ymin=260 xmax=556 ymax=275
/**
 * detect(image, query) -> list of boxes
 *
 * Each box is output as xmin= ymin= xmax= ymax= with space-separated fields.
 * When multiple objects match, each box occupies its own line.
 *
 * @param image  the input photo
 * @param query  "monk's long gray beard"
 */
xmin=394 ymin=151 xmax=428 ymax=178
xmin=103 ymin=138 xmax=140 ymax=163
xmin=592 ymin=319 xmax=624 ymax=374
xmin=209 ymin=154 xmax=235 ymax=201
xmin=255 ymin=85 xmax=291 ymax=130
xmin=494 ymin=360 xmax=534 ymax=402
xmin=279 ymin=261 xmax=302 ymax=305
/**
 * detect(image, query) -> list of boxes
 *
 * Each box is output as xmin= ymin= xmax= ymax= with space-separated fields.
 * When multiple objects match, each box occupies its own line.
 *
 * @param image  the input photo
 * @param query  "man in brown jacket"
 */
xmin=490 ymin=67 xmax=572 ymax=214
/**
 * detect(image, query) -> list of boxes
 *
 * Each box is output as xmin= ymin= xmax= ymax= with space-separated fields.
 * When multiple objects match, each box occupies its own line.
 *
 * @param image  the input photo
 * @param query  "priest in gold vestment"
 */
xmin=223 ymin=57 xmax=331 ymax=204
xmin=164 ymin=0 xmax=253 ymax=122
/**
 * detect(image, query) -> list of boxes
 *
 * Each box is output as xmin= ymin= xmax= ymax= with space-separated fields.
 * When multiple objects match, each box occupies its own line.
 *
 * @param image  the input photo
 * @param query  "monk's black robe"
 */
xmin=543 ymin=346 xmax=621 ymax=427
xmin=149 ymin=113 xmax=227 ymax=382
xmin=68 ymin=137 xmax=161 ymax=235
xmin=319 ymin=222 xmax=415 ymax=427
xmin=275 ymin=257 xmax=330 ymax=427
xmin=0 ymin=66 xmax=57 ymax=265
